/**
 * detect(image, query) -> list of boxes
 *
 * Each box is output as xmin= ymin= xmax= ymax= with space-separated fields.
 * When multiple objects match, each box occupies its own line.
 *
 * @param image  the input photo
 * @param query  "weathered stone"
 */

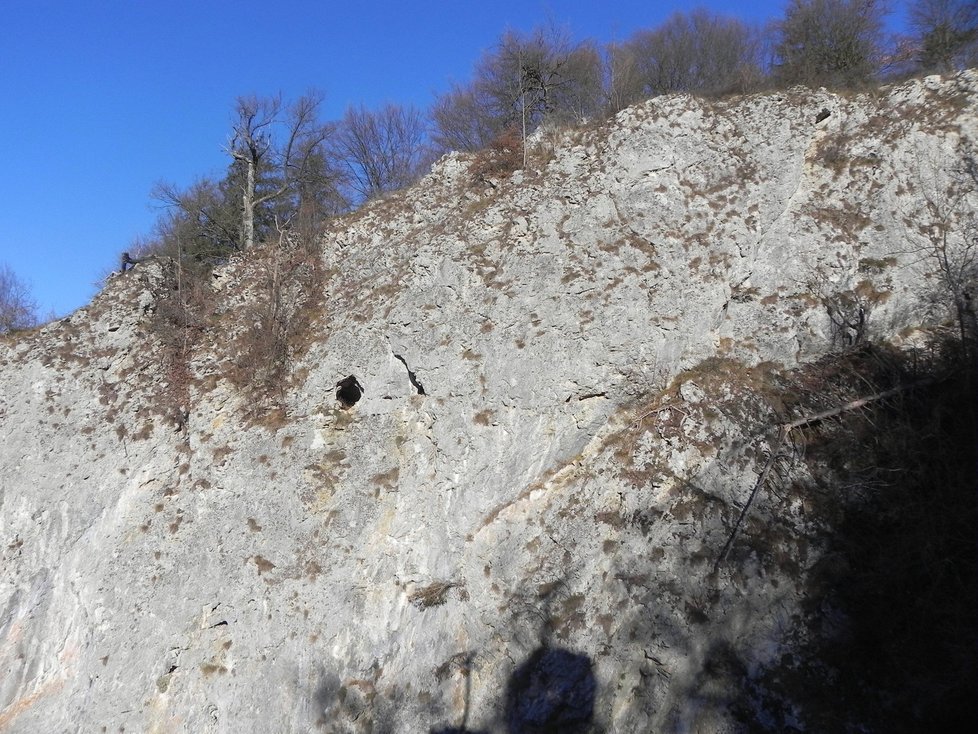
xmin=1 ymin=72 xmax=976 ymax=732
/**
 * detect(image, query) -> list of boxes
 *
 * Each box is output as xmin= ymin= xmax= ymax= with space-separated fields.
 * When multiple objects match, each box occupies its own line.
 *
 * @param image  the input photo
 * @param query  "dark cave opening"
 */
xmin=335 ymin=375 xmax=364 ymax=408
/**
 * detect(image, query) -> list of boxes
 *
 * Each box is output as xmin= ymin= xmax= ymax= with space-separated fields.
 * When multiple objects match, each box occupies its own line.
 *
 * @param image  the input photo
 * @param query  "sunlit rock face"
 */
xmin=2 ymin=72 xmax=976 ymax=733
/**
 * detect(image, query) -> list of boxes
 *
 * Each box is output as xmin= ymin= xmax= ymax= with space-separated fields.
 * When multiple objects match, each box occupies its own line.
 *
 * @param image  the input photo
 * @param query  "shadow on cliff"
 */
xmin=749 ymin=342 xmax=978 ymax=731
xmin=501 ymin=646 xmax=596 ymax=733
xmin=316 ymin=342 xmax=976 ymax=733
xmin=431 ymin=646 xmax=595 ymax=733
xmin=309 ymin=589 xmax=600 ymax=733
xmin=692 ymin=340 xmax=978 ymax=731
xmin=597 ymin=339 xmax=977 ymax=732
xmin=431 ymin=599 xmax=598 ymax=733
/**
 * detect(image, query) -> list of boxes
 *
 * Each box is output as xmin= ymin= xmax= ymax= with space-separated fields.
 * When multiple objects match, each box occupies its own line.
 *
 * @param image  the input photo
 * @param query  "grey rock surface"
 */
xmin=1 ymin=73 xmax=976 ymax=732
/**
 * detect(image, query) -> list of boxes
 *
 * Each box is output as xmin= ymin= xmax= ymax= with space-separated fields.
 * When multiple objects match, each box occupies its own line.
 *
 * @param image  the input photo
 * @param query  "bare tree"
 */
xmin=773 ymin=0 xmax=889 ymax=88
xmin=431 ymin=24 xmax=603 ymax=155
xmin=228 ymin=92 xmax=333 ymax=249
xmin=896 ymin=142 xmax=978 ymax=354
xmin=546 ymin=36 xmax=604 ymax=124
xmin=333 ymin=103 xmax=430 ymax=201
xmin=622 ymin=10 xmax=764 ymax=98
xmin=478 ymin=26 xmax=603 ymax=132
xmin=291 ymin=147 xmax=350 ymax=246
xmin=909 ymin=0 xmax=978 ymax=73
xmin=0 ymin=264 xmax=39 ymax=333
xmin=151 ymin=178 xmax=239 ymax=260
xmin=605 ymin=41 xmax=647 ymax=114
xmin=431 ymin=83 xmax=502 ymax=153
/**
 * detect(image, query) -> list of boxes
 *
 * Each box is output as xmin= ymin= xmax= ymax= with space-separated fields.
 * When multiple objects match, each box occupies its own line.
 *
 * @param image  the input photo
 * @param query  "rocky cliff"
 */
xmin=1 ymin=73 xmax=976 ymax=733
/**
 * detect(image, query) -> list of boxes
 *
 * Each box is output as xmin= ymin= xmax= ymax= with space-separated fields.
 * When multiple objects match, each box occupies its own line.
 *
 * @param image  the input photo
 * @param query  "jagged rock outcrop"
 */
xmin=1 ymin=74 xmax=976 ymax=732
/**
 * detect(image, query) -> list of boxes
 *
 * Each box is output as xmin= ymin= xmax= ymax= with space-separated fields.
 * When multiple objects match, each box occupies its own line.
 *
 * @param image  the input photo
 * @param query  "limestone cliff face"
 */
xmin=1 ymin=74 xmax=976 ymax=733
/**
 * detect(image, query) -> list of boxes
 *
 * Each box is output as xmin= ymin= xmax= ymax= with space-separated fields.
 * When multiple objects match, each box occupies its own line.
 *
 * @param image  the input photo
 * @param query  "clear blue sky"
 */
xmin=0 ymin=0 xmax=909 ymax=318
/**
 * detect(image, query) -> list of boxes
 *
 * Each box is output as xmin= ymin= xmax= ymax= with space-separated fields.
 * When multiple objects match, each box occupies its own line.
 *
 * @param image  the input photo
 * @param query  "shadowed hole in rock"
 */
xmin=335 ymin=375 xmax=364 ymax=408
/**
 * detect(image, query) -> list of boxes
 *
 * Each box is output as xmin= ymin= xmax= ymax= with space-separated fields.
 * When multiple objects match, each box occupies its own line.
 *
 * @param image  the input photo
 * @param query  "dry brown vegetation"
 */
xmin=227 ymin=242 xmax=327 ymax=406
xmin=139 ymin=229 xmax=329 ymax=430
xmin=408 ymin=580 xmax=466 ymax=610
xmin=469 ymin=126 xmax=525 ymax=184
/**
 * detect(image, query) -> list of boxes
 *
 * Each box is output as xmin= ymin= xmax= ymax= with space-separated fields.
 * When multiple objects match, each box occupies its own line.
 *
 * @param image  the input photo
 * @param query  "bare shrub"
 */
xmin=823 ymin=289 xmax=872 ymax=347
xmin=150 ymin=257 xmax=216 ymax=424
xmin=894 ymin=141 xmax=978 ymax=357
xmin=0 ymin=264 xmax=38 ymax=333
xmin=469 ymin=126 xmax=525 ymax=183
xmin=753 ymin=341 xmax=977 ymax=731
xmin=229 ymin=224 xmax=327 ymax=410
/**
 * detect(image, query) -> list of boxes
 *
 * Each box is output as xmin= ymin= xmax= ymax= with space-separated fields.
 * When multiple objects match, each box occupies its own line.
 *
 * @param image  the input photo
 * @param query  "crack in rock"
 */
xmin=393 ymin=354 xmax=426 ymax=395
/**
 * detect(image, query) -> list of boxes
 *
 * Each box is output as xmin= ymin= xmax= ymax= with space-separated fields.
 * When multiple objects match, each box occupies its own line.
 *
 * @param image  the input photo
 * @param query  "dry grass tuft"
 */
xmin=409 ymin=580 xmax=465 ymax=610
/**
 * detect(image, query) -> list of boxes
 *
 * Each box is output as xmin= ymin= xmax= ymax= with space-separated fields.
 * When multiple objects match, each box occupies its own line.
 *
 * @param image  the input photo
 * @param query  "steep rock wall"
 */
xmin=1 ymin=73 xmax=976 ymax=732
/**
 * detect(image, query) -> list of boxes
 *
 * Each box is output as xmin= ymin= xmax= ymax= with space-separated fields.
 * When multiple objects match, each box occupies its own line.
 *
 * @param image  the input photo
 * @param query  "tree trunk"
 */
xmin=242 ymin=156 xmax=256 ymax=250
